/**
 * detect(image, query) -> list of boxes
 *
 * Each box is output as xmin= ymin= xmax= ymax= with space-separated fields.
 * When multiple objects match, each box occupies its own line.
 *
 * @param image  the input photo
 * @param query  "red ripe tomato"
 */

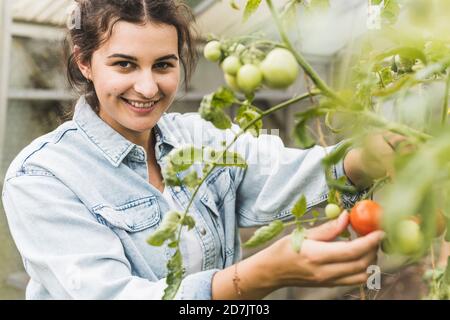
xmin=350 ymin=200 xmax=383 ymax=236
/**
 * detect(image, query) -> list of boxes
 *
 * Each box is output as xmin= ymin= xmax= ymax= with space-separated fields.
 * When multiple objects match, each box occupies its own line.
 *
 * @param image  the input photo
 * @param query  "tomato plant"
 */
xmin=146 ymin=0 xmax=450 ymax=300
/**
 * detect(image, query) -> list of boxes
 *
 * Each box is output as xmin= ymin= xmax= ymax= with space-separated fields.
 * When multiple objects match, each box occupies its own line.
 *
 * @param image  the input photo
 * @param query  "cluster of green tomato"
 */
xmin=203 ymin=40 xmax=300 ymax=94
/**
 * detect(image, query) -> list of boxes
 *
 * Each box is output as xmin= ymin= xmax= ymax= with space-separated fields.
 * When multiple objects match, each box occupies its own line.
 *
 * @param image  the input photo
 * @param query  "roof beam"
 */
xmin=11 ymin=21 xmax=66 ymax=40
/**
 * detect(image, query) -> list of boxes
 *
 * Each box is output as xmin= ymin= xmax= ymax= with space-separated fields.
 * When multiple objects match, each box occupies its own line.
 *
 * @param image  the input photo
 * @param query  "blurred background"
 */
xmin=0 ymin=0 xmax=437 ymax=299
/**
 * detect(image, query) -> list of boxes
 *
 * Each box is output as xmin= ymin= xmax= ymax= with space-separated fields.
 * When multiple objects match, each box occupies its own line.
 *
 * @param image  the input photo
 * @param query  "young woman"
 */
xmin=2 ymin=0 xmax=389 ymax=300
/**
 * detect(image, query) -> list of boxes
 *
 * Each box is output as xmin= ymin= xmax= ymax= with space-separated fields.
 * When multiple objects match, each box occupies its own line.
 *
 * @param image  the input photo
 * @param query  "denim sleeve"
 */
xmin=2 ymin=174 xmax=218 ymax=300
xmin=230 ymin=133 xmax=366 ymax=228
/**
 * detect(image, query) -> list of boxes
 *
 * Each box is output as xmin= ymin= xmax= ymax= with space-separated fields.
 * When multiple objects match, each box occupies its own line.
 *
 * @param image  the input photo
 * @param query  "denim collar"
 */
xmin=73 ymin=96 xmax=179 ymax=167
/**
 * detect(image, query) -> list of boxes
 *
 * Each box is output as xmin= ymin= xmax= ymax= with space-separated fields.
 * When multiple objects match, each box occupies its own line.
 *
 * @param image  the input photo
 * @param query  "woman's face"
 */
xmin=77 ymin=21 xmax=180 ymax=144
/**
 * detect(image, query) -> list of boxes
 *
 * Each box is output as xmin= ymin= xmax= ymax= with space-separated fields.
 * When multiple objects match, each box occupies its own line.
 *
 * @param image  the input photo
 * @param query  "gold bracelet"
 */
xmin=232 ymin=262 xmax=243 ymax=297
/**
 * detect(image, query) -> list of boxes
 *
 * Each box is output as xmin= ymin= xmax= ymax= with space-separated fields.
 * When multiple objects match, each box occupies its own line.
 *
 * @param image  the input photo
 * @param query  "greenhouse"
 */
xmin=0 ymin=0 xmax=449 ymax=303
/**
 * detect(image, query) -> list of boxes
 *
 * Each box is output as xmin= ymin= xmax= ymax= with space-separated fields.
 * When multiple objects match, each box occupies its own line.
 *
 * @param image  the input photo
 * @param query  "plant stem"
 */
xmin=363 ymin=175 xmax=391 ymax=200
xmin=285 ymin=216 xmax=329 ymax=227
xmin=442 ymin=71 xmax=450 ymax=125
xmin=361 ymin=111 xmax=432 ymax=141
xmin=265 ymin=0 xmax=343 ymax=103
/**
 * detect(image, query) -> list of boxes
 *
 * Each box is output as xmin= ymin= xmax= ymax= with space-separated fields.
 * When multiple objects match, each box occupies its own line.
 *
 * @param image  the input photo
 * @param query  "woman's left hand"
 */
xmin=344 ymin=132 xmax=412 ymax=189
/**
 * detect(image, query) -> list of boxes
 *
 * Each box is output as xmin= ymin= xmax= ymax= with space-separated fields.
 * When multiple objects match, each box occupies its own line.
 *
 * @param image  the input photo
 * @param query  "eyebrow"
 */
xmin=107 ymin=53 xmax=179 ymax=62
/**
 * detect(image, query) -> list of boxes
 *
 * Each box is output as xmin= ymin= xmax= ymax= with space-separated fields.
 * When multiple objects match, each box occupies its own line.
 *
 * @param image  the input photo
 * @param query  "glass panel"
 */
xmin=9 ymin=37 xmax=69 ymax=90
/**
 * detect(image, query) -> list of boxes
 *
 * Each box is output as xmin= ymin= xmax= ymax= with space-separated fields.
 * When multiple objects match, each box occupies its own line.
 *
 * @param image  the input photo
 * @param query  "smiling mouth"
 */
xmin=120 ymin=97 xmax=160 ymax=109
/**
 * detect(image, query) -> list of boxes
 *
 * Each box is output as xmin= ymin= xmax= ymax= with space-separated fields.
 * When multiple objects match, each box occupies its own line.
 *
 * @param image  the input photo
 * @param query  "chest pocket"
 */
xmin=92 ymin=196 xmax=160 ymax=232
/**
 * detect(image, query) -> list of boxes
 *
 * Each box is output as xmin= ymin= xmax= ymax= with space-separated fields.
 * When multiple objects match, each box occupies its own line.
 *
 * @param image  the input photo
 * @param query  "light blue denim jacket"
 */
xmin=2 ymin=96 xmax=361 ymax=300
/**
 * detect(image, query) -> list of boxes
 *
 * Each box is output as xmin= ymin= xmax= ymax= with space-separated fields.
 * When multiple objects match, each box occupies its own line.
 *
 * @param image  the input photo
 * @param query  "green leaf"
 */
xmin=235 ymin=104 xmax=263 ymax=137
xmin=378 ymin=66 xmax=395 ymax=87
xmin=198 ymin=95 xmax=231 ymax=130
xmin=212 ymin=87 xmax=236 ymax=109
xmin=243 ymin=0 xmax=262 ymax=21
xmin=181 ymin=215 xmax=196 ymax=231
xmin=293 ymin=120 xmax=316 ymax=149
xmin=168 ymin=240 xmax=179 ymax=248
xmin=162 ymin=249 xmax=184 ymax=300
xmin=291 ymin=227 xmax=305 ymax=253
xmin=147 ymin=211 xmax=181 ymax=247
xmin=162 ymin=163 xmax=182 ymax=187
xmin=326 ymin=176 xmax=359 ymax=194
xmin=243 ymin=220 xmax=285 ymax=248
xmin=182 ymin=170 xmax=200 ymax=189
xmin=381 ymin=0 xmax=400 ymax=25
xmin=199 ymin=88 xmax=235 ymax=129
xmin=327 ymin=189 xmax=338 ymax=205
xmin=375 ymin=47 xmax=427 ymax=65
xmin=292 ymin=195 xmax=307 ymax=219
xmin=169 ymin=146 xmax=202 ymax=171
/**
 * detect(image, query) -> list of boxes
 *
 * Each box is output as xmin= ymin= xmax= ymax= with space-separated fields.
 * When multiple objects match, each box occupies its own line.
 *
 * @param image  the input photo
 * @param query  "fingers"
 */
xmin=314 ymin=231 xmax=384 ymax=264
xmin=319 ymin=249 xmax=378 ymax=282
xmin=306 ymin=211 xmax=349 ymax=241
xmin=332 ymin=272 xmax=370 ymax=286
xmin=331 ymin=252 xmax=379 ymax=286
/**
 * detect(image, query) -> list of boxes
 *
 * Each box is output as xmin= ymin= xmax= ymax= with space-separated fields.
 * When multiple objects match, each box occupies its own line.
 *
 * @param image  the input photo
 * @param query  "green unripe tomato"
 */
xmin=224 ymin=73 xmax=240 ymax=92
xmin=204 ymin=41 xmax=222 ymax=62
xmin=236 ymin=64 xmax=263 ymax=94
xmin=394 ymin=220 xmax=423 ymax=255
xmin=325 ymin=203 xmax=341 ymax=219
xmin=260 ymin=48 xmax=299 ymax=89
xmin=222 ymin=56 xmax=242 ymax=76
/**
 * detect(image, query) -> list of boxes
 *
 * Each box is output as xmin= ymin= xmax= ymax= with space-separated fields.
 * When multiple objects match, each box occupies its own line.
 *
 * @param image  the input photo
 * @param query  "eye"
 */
xmin=154 ymin=62 xmax=173 ymax=70
xmin=114 ymin=61 xmax=135 ymax=69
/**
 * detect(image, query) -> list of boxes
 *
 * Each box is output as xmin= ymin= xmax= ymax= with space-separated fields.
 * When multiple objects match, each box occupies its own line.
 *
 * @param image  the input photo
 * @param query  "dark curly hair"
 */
xmin=63 ymin=0 xmax=198 ymax=120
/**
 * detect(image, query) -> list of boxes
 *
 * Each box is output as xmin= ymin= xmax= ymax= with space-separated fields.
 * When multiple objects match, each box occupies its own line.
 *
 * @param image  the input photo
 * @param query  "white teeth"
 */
xmin=124 ymin=98 xmax=158 ymax=109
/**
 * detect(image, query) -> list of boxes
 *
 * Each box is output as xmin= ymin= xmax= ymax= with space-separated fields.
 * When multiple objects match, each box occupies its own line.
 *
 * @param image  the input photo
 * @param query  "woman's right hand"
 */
xmin=261 ymin=211 xmax=384 ymax=289
xmin=212 ymin=211 xmax=384 ymax=299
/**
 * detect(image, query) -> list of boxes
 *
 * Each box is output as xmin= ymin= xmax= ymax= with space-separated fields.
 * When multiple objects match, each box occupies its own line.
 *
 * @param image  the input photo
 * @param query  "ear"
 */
xmin=73 ymin=45 xmax=92 ymax=81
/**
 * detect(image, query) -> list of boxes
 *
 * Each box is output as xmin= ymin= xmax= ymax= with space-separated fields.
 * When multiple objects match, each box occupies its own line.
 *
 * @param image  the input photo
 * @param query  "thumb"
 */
xmin=306 ymin=210 xmax=349 ymax=241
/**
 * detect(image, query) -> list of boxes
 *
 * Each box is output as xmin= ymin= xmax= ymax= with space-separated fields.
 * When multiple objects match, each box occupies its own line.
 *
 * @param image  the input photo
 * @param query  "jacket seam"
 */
xmin=18 ymin=128 xmax=78 ymax=174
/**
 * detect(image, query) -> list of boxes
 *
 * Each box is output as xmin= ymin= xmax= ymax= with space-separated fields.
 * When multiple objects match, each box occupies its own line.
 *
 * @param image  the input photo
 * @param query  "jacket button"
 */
xmin=200 ymin=227 xmax=207 ymax=236
xmin=173 ymin=186 xmax=181 ymax=193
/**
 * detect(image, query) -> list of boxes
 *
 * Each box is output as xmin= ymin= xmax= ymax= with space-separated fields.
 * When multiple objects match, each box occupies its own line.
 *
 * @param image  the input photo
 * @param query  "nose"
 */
xmin=134 ymin=70 xmax=159 ymax=99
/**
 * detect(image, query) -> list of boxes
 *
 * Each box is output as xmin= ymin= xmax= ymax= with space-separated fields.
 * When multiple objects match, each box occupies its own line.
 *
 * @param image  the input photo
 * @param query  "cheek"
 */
xmin=160 ymin=72 xmax=180 ymax=94
xmin=92 ymin=67 xmax=133 ymax=98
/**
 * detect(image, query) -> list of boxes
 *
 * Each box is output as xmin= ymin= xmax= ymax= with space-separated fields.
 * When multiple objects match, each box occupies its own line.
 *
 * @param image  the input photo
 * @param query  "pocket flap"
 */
xmin=92 ymin=196 xmax=160 ymax=232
